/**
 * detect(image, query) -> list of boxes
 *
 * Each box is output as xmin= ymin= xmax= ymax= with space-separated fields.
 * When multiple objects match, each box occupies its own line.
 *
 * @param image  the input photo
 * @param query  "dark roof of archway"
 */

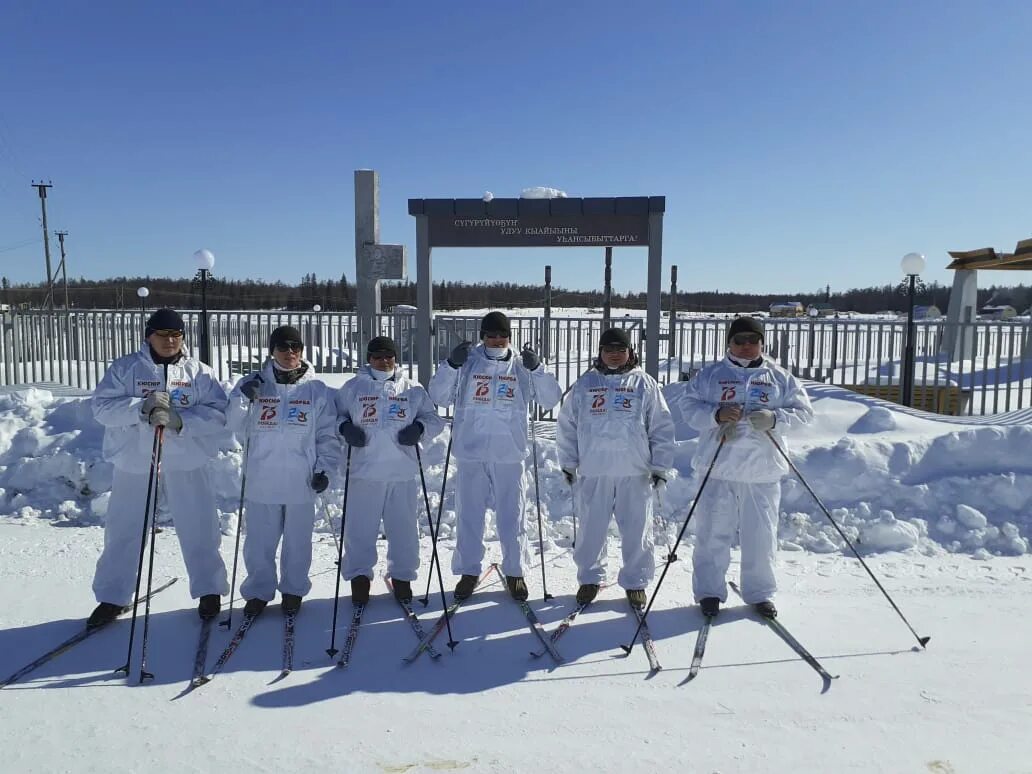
xmin=408 ymin=196 xmax=665 ymax=217
xmin=947 ymin=238 xmax=1032 ymax=271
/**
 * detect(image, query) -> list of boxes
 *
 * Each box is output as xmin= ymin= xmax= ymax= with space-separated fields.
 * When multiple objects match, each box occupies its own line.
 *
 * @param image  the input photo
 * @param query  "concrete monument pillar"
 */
xmin=355 ymin=169 xmax=406 ymax=348
xmin=941 ymin=269 xmax=977 ymax=361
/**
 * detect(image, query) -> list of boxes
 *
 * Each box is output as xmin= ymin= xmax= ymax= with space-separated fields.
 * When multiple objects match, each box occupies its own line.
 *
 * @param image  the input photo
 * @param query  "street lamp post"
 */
xmin=900 ymin=251 xmax=926 ymax=407
xmin=194 ymin=249 xmax=215 ymax=365
xmin=137 ymin=286 xmax=149 ymax=314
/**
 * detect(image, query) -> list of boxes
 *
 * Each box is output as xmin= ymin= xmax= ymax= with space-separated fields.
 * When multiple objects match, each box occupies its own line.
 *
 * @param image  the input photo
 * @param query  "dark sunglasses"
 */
xmin=731 ymin=333 xmax=762 ymax=346
xmin=601 ymin=343 xmax=629 ymax=353
xmin=368 ymin=351 xmax=396 ymax=360
xmin=152 ymin=329 xmax=183 ymax=339
xmin=481 ymin=330 xmax=509 ymax=339
xmin=274 ymin=341 xmax=304 ymax=353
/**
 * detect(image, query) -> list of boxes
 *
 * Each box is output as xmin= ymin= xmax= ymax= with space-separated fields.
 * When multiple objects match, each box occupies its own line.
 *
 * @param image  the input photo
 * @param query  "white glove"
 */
xmin=149 ymin=406 xmax=183 ymax=432
xmin=140 ymin=391 xmax=170 ymax=419
xmin=747 ymin=409 xmax=776 ymax=432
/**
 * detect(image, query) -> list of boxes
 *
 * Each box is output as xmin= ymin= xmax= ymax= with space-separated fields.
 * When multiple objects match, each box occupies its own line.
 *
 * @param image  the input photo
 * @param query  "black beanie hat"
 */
xmin=145 ymin=308 xmax=185 ymax=338
xmin=599 ymin=327 xmax=632 ymax=348
xmin=479 ymin=311 xmax=511 ymax=338
xmin=367 ymin=335 xmax=397 ymax=357
xmin=727 ymin=316 xmax=765 ymax=343
xmin=269 ymin=325 xmax=304 ymax=351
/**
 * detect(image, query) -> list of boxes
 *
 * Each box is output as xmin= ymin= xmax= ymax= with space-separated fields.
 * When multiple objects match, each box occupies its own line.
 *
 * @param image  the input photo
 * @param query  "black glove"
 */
xmin=310 ymin=471 xmax=329 ymax=493
xmin=521 ymin=344 xmax=540 ymax=371
xmin=651 ymin=473 xmax=667 ymax=489
xmin=338 ymin=421 xmax=367 ymax=447
xmin=447 ymin=341 xmax=473 ymax=368
xmin=562 ymin=469 xmax=575 ymax=485
xmin=240 ymin=374 xmax=263 ymax=401
xmin=397 ymin=421 xmax=424 ymax=446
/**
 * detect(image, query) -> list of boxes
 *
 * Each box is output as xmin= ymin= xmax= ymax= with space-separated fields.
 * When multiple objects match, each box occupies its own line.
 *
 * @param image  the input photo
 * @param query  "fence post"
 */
xmin=2 ymin=310 xmax=13 ymax=386
xmin=542 ymin=265 xmax=552 ymax=362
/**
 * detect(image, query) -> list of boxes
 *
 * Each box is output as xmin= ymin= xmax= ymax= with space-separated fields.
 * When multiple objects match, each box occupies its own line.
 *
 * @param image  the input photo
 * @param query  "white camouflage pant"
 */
xmin=92 ymin=467 xmax=228 ymax=605
xmin=451 ymin=460 xmax=528 ymax=579
xmin=341 ymin=478 xmax=420 ymax=582
xmin=240 ymin=501 xmax=317 ymax=601
xmin=572 ymin=474 xmax=655 ymax=590
xmin=691 ymin=479 xmax=780 ymax=604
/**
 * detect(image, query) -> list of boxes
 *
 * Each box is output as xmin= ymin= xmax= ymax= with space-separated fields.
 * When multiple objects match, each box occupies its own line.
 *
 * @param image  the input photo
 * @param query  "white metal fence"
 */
xmin=2 ymin=310 xmax=1030 ymax=416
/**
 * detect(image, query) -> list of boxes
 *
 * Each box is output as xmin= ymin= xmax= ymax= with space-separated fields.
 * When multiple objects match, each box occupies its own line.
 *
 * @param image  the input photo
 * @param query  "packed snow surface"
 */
xmin=1 ymin=380 xmax=1030 ymax=773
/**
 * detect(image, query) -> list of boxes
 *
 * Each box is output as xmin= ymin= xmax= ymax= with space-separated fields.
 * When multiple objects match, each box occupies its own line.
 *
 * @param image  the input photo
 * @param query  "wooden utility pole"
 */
xmin=55 ymin=231 xmax=70 ymax=309
xmin=31 ymin=181 xmax=55 ymax=310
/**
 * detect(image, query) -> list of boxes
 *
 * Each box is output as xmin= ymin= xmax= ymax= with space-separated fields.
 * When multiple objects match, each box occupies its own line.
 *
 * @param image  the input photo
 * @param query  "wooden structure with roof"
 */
xmin=942 ymin=238 xmax=1032 ymax=359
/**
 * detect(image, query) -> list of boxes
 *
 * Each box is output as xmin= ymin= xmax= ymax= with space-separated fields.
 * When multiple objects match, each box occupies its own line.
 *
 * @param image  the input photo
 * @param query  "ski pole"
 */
xmin=764 ymin=431 xmax=930 ymax=648
xmin=325 ymin=446 xmax=352 ymax=657
xmin=528 ymin=404 xmax=552 ymax=601
xmin=137 ymin=424 xmax=166 ymax=683
xmin=114 ymin=417 xmax=164 ymax=676
xmin=137 ymin=361 xmax=173 ymax=682
xmin=221 ymin=400 xmax=254 ymax=630
xmin=416 ymin=445 xmax=459 ymax=649
xmin=622 ymin=436 xmax=725 ymax=655
xmin=418 ymin=424 xmax=453 ymax=606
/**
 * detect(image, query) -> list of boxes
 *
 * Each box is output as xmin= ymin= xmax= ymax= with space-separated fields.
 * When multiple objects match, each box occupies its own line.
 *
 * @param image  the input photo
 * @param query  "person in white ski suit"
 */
xmin=675 ymin=316 xmax=813 ymax=618
xmin=226 ymin=325 xmax=340 ymax=616
xmin=427 ymin=311 xmax=562 ymax=602
xmin=557 ymin=327 xmax=675 ymax=607
xmin=89 ymin=308 xmax=229 ymax=627
xmin=335 ymin=336 xmax=446 ymax=605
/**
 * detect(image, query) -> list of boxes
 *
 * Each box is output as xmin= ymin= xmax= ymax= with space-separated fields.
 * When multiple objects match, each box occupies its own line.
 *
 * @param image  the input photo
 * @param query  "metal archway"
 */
xmin=408 ymin=195 xmax=666 ymax=385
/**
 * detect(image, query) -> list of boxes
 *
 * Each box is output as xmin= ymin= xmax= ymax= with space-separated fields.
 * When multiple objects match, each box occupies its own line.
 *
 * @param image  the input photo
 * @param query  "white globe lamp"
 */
xmin=194 ymin=248 xmax=215 ymax=271
xmin=900 ymin=252 xmax=925 ymax=276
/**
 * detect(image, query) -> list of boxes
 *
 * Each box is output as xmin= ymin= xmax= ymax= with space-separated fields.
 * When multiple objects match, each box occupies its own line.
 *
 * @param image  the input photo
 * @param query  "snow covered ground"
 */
xmin=1 ymin=382 xmax=1031 ymax=773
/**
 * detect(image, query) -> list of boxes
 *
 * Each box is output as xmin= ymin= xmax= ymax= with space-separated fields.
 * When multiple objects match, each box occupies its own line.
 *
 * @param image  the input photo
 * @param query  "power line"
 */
xmin=0 ymin=236 xmax=42 ymax=253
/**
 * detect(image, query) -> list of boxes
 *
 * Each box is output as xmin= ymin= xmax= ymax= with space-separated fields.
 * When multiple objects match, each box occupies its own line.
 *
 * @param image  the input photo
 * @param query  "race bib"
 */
xmin=358 ymin=397 xmax=379 ymax=427
xmin=495 ymin=375 xmax=517 ymax=404
xmin=386 ymin=397 xmax=409 ymax=422
xmin=168 ymin=381 xmax=193 ymax=408
xmin=746 ymin=385 xmax=770 ymax=407
xmin=285 ymin=398 xmax=312 ymax=429
xmin=470 ymin=373 xmax=493 ymax=406
xmin=135 ymin=378 xmax=161 ymax=398
xmin=612 ymin=386 xmax=636 ymax=414
xmin=718 ymin=381 xmax=741 ymax=406
xmin=257 ymin=397 xmax=280 ymax=430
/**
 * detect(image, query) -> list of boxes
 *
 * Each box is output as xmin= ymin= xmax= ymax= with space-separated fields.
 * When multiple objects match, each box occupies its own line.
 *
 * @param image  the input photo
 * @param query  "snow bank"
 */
xmin=1 ymin=383 xmax=1029 ymax=558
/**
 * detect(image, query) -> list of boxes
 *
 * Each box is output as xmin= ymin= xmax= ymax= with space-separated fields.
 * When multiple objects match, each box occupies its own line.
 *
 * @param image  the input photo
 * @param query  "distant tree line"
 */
xmin=1 ymin=273 xmax=1030 ymax=315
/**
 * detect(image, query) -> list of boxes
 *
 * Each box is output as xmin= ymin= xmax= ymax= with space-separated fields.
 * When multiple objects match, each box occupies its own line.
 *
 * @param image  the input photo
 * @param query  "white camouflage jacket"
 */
xmin=335 ymin=365 xmax=446 ymax=481
xmin=675 ymin=354 xmax=814 ymax=483
xmin=92 ymin=343 xmax=228 ymax=473
xmin=557 ymin=365 xmax=675 ymax=479
xmin=428 ymin=344 xmax=562 ymax=464
xmin=227 ymin=359 xmax=340 ymax=505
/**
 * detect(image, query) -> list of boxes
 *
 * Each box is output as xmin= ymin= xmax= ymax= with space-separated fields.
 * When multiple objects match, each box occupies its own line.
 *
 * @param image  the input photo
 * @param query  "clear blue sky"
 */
xmin=2 ymin=1 xmax=1031 ymax=296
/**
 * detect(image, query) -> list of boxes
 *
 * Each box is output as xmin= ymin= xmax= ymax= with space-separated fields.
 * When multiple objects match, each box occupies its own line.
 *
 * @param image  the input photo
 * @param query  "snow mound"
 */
xmin=1 ymin=382 xmax=1030 ymax=558
xmin=520 ymin=186 xmax=568 ymax=199
xmin=849 ymin=405 xmax=898 ymax=433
